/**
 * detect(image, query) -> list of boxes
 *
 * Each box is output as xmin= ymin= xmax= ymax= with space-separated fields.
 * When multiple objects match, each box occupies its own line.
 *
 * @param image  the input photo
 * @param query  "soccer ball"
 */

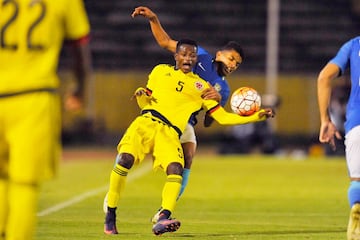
xmin=230 ymin=87 xmax=261 ymax=116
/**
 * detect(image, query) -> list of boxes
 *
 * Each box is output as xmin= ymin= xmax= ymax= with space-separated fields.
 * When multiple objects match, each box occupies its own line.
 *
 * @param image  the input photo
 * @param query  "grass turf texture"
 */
xmin=36 ymin=150 xmax=349 ymax=239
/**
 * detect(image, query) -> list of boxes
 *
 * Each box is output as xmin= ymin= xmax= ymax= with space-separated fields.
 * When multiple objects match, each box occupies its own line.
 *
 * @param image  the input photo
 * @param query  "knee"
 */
xmin=182 ymin=143 xmax=196 ymax=169
xmin=116 ymin=153 xmax=134 ymax=169
xmin=166 ymin=162 xmax=183 ymax=176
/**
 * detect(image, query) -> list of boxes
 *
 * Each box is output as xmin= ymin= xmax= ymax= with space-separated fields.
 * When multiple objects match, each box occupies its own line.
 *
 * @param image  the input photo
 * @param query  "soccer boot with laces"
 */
xmin=104 ymin=209 xmax=118 ymax=235
xmin=347 ymin=203 xmax=360 ymax=240
xmin=152 ymin=217 xmax=181 ymax=235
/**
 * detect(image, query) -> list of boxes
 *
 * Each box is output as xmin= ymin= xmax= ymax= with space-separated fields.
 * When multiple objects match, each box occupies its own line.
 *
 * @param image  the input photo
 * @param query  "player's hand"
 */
xmin=131 ymin=87 xmax=158 ymax=103
xmin=203 ymin=113 xmax=215 ymax=127
xmin=258 ymin=108 xmax=275 ymax=119
xmin=131 ymin=88 xmax=147 ymax=100
xmin=64 ymin=95 xmax=83 ymax=111
xmin=201 ymin=82 xmax=221 ymax=102
xmin=131 ymin=6 xmax=156 ymax=21
xmin=319 ymin=121 xmax=342 ymax=151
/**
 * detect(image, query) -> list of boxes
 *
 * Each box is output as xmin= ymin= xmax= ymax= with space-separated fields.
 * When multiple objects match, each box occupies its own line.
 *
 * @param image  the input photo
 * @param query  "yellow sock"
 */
xmin=161 ymin=174 xmax=182 ymax=212
xmin=0 ymin=179 xmax=8 ymax=239
xmin=107 ymin=164 xmax=129 ymax=208
xmin=7 ymin=182 xmax=38 ymax=240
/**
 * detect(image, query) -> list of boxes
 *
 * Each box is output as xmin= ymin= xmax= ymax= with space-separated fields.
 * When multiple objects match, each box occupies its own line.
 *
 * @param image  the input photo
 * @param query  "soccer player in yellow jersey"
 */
xmin=104 ymin=39 xmax=274 ymax=236
xmin=131 ymin=7 xmax=243 ymax=223
xmin=0 ymin=0 xmax=92 ymax=239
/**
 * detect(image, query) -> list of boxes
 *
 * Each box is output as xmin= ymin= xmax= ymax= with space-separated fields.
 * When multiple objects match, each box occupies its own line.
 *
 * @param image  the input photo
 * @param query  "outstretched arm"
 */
xmin=131 ymin=6 xmax=178 ymax=53
xmin=317 ymin=63 xmax=342 ymax=150
xmin=208 ymin=104 xmax=275 ymax=125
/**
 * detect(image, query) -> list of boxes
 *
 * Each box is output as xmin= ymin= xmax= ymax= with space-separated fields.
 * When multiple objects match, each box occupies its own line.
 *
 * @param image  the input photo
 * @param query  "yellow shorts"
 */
xmin=0 ymin=92 xmax=61 ymax=184
xmin=117 ymin=113 xmax=184 ymax=171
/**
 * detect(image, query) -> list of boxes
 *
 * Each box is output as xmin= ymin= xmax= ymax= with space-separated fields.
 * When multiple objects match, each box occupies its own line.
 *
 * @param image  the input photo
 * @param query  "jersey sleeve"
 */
xmin=146 ymin=65 xmax=164 ymax=90
xmin=206 ymin=104 xmax=267 ymax=125
xmin=329 ymin=39 xmax=352 ymax=76
xmin=197 ymin=46 xmax=209 ymax=56
xmin=134 ymin=87 xmax=152 ymax=109
xmin=64 ymin=0 xmax=90 ymax=40
xmin=219 ymin=84 xmax=230 ymax=107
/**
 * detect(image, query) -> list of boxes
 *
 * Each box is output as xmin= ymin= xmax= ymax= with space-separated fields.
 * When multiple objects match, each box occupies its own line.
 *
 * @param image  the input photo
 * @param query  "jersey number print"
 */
xmin=176 ymin=81 xmax=184 ymax=92
xmin=1 ymin=0 xmax=46 ymax=50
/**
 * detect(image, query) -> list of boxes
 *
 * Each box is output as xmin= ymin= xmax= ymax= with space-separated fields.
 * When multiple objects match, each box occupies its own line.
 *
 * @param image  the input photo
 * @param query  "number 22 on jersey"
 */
xmin=1 ymin=0 xmax=47 ymax=51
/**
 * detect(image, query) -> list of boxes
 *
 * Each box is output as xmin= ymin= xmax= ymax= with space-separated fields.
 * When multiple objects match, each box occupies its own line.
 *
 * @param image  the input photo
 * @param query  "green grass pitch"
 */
xmin=36 ymin=148 xmax=349 ymax=239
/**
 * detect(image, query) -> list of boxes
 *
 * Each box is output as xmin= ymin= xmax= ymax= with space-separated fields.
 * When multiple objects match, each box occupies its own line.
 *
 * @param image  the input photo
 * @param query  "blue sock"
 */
xmin=348 ymin=181 xmax=360 ymax=207
xmin=177 ymin=168 xmax=190 ymax=200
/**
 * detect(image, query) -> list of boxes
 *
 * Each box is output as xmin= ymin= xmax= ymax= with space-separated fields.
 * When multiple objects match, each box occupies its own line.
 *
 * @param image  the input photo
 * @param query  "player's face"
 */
xmin=174 ymin=44 xmax=198 ymax=73
xmin=215 ymin=49 xmax=242 ymax=76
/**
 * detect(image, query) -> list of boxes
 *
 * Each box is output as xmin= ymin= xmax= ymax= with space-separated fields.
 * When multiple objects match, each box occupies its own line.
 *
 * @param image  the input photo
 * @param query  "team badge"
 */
xmin=195 ymin=81 xmax=204 ymax=90
xmin=214 ymin=83 xmax=221 ymax=92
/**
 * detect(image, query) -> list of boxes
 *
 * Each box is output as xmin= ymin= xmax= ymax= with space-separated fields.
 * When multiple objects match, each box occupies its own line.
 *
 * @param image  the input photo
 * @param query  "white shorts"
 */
xmin=345 ymin=125 xmax=360 ymax=178
xmin=180 ymin=123 xmax=197 ymax=144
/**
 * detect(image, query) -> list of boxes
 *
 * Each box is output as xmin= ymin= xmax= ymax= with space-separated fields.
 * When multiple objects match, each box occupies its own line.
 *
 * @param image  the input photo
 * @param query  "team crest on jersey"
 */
xmin=195 ymin=81 xmax=204 ymax=90
xmin=214 ymin=83 xmax=221 ymax=92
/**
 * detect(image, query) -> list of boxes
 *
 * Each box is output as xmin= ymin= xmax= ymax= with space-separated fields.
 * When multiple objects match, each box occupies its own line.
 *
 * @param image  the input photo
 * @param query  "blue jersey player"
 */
xmin=131 ymin=6 xmax=244 ymax=223
xmin=317 ymin=36 xmax=360 ymax=240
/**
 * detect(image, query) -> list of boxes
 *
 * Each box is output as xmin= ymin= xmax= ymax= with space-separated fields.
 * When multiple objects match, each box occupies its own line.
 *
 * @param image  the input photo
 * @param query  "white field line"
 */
xmin=37 ymin=163 xmax=151 ymax=217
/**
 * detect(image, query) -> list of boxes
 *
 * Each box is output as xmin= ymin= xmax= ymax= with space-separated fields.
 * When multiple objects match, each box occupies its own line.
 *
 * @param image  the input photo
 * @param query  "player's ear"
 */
xmin=174 ymin=53 xmax=180 ymax=69
xmin=215 ymin=51 xmax=222 ymax=59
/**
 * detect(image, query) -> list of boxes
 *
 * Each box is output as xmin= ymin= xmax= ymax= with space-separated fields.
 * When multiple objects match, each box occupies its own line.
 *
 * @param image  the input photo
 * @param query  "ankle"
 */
xmin=107 ymin=207 xmax=116 ymax=213
xmin=158 ymin=209 xmax=171 ymax=220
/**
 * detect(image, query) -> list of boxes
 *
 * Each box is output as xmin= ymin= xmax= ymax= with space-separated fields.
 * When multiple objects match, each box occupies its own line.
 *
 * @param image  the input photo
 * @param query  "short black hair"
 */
xmin=176 ymin=39 xmax=198 ymax=52
xmin=221 ymin=41 xmax=245 ymax=61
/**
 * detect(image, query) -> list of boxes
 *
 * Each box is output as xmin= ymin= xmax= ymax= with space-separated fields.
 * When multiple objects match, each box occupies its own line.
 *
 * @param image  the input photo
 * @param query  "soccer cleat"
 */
xmin=347 ymin=203 xmax=360 ymax=240
xmin=152 ymin=218 xmax=181 ymax=235
xmin=104 ymin=210 xmax=118 ymax=235
xmin=151 ymin=207 xmax=163 ymax=224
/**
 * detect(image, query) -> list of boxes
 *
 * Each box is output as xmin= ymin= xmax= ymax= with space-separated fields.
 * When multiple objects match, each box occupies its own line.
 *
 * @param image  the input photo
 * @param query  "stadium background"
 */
xmin=59 ymin=0 xmax=359 ymax=152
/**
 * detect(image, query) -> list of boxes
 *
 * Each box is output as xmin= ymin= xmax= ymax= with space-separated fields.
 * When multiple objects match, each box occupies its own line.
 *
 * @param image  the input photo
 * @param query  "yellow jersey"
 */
xmin=141 ymin=64 xmax=266 ymax=134
xmin=0 ymin=0 xmax=90 ymax=95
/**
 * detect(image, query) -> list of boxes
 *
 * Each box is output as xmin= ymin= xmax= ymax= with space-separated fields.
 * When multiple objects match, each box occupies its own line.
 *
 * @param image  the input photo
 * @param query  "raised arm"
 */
xmin=208 ymin=105 xmax=274 ymax=125
xmin=131 ymin=6 xmax=178 ymax=53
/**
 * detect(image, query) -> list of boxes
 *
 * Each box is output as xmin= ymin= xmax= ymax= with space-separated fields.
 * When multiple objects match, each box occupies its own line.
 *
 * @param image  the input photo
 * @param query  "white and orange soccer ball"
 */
xmin=230 ymin=87 xmax=261 ymax=116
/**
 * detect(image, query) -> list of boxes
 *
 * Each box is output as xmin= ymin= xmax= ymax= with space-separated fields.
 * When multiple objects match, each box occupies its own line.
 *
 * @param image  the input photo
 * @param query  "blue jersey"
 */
xmin=188 ymin=46 xmax=231 ymax=125
xmin=194 ymin=46 xmax=231 ymax=106
xmin=330 ymin=37 xmax=360 ymax=134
